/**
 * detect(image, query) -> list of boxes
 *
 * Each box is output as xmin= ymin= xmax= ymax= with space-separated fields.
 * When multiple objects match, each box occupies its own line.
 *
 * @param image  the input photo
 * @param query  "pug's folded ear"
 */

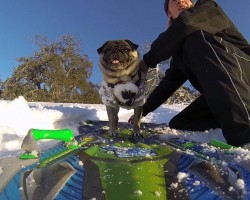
xmin=124 ymin=40 xmax=139 ymax=50
xmin=97 ymin=41 xmax=110 ymax=54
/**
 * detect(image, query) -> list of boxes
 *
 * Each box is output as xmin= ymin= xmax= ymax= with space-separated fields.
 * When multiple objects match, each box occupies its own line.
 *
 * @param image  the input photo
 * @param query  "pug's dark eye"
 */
xmin=104 ymin=49 xmax=112 ymax=54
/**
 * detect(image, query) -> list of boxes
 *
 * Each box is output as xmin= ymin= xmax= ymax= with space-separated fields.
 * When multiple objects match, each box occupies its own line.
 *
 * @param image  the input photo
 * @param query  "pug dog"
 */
xmin=97 ymin=40 xmax=146 ymax=139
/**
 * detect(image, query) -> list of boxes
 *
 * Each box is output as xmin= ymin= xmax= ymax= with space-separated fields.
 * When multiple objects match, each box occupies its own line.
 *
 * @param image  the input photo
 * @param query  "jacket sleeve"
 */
xmin=142 ymin=60 xmax=187 ymax=116
xmin=241 ymin=46 xmax=250 ymax=56
xmin=143 ymin=0 xmax=231 ymax=68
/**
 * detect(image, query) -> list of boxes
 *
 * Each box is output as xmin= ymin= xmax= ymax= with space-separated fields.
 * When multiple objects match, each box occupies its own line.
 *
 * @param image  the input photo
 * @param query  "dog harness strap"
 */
xmin=107 ymin=82 xmax=115 ymax=88
xmin=107 ymin=70 xmax=142 ymax=88
xmin=134 ymin=70 xmax=142 ymax=87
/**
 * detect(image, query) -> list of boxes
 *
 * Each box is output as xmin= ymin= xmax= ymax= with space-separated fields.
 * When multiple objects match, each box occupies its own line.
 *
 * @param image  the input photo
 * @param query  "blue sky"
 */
xmin=0 ymin=0 xmax=249 ymax=84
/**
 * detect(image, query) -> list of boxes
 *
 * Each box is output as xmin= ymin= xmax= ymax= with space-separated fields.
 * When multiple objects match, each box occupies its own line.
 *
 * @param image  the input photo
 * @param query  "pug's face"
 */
xmin=97 ymin=40 xmax=139 ymax=71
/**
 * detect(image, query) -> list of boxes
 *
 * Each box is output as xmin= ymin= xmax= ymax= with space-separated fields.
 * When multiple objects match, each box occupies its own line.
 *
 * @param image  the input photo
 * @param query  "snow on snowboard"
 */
xmin=0 ymin=120 xmax=249 ymax=200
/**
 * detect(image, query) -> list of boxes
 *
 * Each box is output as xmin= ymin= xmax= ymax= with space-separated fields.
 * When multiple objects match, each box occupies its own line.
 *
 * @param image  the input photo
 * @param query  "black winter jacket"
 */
xmin=142 ymin=0 xmax=250 ymax=116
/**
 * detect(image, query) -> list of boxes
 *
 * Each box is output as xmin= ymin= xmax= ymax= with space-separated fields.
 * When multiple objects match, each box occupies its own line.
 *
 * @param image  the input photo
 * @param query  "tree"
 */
xmin=0 ymin=78 xmax=4 ymax=99
xmin=3 ymin=35 xmax=101 ymax=103
xmin=145 ymin=64 xmax=163 ymax=97
xmin=166 ymin=86 xmax=200 ymax=104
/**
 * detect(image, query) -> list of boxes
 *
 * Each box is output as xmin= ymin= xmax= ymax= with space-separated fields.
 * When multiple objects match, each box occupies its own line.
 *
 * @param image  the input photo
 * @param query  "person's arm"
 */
xmin=242 ymin=47 xmax=250 ymax=56
xmin=142 ymin=60 xmax=187 ymax=116
xmin=144 ymin=0 xmax=231 ymax=68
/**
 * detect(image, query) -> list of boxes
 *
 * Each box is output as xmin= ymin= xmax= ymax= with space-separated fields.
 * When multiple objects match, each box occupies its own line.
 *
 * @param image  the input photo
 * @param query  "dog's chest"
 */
xmin=99 ymin=81 xmax=145 ymax=109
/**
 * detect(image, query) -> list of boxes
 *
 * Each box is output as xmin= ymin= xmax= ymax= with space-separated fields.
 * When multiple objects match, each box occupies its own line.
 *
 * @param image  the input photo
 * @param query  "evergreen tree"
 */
xmin=0 ymin=78 xmax=4 ymax=99
xmin=3 ymin=35 xmax=101 ymax=103
xmin=166 ymin=86 xmax=200 ymax=104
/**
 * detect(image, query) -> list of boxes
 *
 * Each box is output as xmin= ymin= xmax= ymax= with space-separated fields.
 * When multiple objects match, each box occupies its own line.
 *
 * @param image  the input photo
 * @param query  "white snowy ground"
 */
xmin=0 ymin=96 xmax=249 ymax=166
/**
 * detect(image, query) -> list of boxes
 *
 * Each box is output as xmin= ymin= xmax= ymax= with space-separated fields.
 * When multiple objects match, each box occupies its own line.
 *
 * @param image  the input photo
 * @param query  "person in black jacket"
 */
xmin=135 ymin=0 xmax=250 ymax=147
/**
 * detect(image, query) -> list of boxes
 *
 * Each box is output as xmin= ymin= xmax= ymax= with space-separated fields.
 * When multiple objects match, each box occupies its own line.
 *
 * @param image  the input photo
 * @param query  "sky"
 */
xmin=0 ymin=0 xmax=250 ymax=84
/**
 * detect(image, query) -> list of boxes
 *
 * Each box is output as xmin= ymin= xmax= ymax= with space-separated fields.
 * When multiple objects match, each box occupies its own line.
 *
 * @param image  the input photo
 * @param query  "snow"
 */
xmin=134 ymin=190 xmax=143 ymax=196
xmin=0 ymin=96 xmax=249 ymax=200
xmin=0 ymin=95 xmax=177 ymax=157
xmin=170 ymin=182 xmax=178 ymax=189
xmin=193 ymin=180 xmax=201 ymax=186
xmin=177 ymin=172 xmax=188 ymax=182
xmin=228 ymin=186 xmax=234 ymax=192
xmin=154 ymin=191 xmax=161 ymax=197
xmin=235 ymin=179 xmax=245 ymax=190
xmin=0 ymin=95 xmax=249 ymax=167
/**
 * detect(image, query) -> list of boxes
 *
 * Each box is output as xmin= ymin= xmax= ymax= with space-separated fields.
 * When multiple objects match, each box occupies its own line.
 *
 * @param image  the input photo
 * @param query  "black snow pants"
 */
xmin=169 ymin=30 xmax=250 ymax=147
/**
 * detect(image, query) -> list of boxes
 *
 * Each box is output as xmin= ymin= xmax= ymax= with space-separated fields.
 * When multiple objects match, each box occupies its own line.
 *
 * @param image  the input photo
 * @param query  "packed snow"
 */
xmin=177 ymin=172 xmax=189 ymax=182
xmin=0 ymin=96 xmax=249 ymax=198
xmin=0 ymin=96 xmax=249 ymax=167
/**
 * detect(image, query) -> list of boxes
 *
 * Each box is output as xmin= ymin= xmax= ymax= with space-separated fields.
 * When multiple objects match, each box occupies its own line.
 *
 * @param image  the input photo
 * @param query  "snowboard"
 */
xmin=77 ymin=120 xmax=250 ymax=200
xmin=0 ymin=120 xmax=249 ymax=200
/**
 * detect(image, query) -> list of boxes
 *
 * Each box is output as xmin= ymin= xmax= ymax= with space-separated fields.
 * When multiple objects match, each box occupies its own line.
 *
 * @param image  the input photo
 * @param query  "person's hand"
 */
xmin=128 ymin=114 xmax=134 ymax=124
